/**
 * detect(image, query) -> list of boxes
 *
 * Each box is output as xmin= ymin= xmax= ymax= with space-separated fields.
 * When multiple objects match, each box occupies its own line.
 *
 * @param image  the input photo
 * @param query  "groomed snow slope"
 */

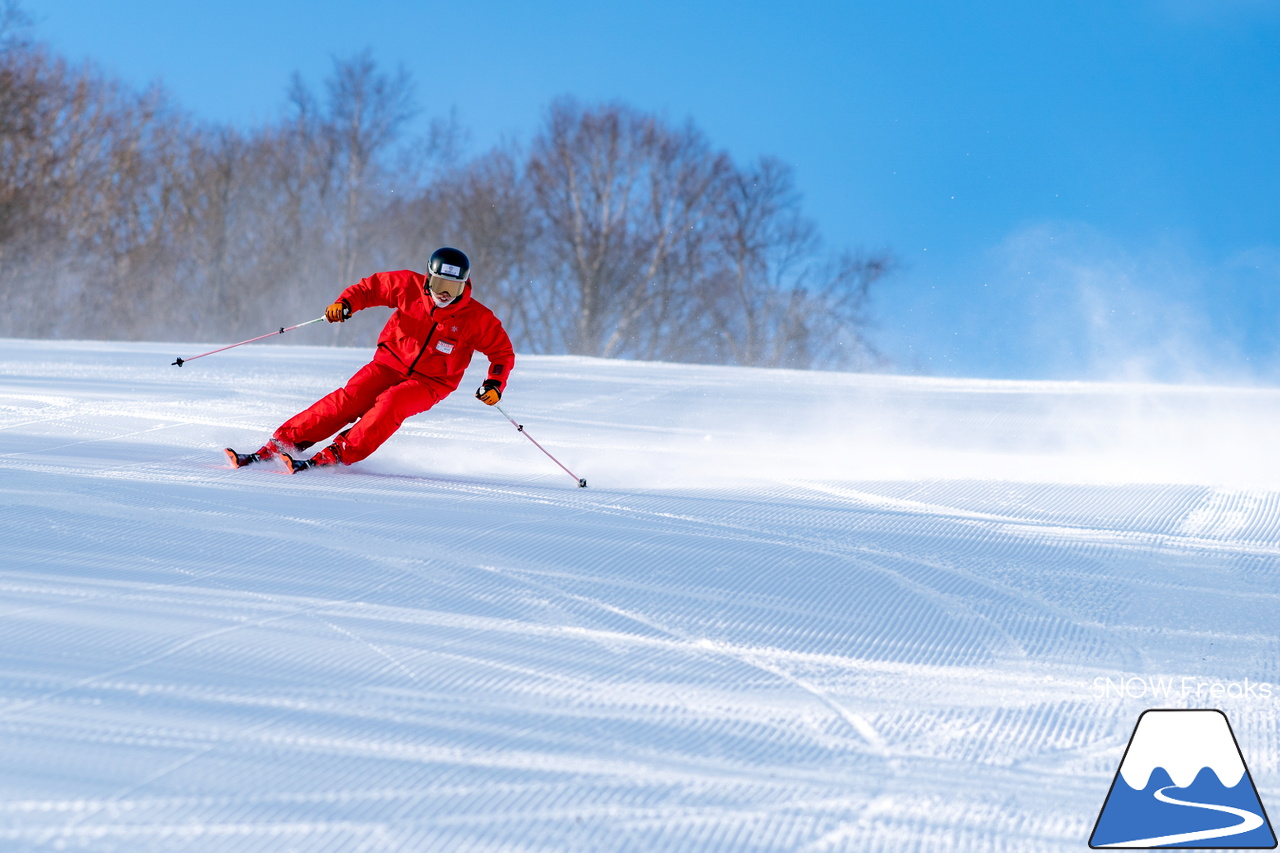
xmin=2 ymin=338 xmax=1278 ymax=852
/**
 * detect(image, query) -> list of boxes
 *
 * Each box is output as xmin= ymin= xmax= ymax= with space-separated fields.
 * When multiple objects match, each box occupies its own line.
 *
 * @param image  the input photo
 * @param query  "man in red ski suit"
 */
xmin=225 ymin=247 xmax=514 ymax=473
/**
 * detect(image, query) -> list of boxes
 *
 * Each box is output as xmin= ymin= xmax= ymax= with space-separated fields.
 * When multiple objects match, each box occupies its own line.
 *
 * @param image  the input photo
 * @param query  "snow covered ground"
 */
xmin=2 ymin=337 xmax=1278 ymax=852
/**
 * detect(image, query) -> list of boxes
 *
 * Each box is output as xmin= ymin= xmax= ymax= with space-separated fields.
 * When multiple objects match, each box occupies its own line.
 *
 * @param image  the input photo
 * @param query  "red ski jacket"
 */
xmin=338 ymin=270 xmax=514 ymax=394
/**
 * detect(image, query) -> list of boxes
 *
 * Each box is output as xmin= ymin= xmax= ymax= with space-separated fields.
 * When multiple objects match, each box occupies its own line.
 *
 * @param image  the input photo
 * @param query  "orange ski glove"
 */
xmin=475 ymin=380 xmax=502 ymax=406
xmin=325 ymin=301 xmax=351 ymax=323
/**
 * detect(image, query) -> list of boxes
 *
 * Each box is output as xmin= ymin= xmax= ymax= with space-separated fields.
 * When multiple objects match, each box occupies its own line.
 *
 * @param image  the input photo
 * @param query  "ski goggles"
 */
xmin=426 ymin=274 xmax=465 ymax=302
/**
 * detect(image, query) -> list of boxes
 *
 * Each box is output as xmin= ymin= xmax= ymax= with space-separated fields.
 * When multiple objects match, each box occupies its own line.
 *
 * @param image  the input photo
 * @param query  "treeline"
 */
xmin=0 ymin=12 xmax=893 ymax=369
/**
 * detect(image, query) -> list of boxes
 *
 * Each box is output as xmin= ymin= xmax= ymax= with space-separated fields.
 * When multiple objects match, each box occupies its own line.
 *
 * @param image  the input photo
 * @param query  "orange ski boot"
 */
xmin=280 ymin=444 xmax=342 ymax=474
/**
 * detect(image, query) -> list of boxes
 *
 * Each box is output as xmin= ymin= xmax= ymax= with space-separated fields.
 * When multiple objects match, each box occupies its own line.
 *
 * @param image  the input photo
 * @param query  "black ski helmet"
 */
xmin=428 ymin=247 xmax=470 ymax=282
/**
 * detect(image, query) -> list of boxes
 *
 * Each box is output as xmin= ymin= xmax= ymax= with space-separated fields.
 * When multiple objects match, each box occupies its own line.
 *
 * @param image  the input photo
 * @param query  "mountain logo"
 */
xmin=1090 ymin=709 xmax=1276 ymax=848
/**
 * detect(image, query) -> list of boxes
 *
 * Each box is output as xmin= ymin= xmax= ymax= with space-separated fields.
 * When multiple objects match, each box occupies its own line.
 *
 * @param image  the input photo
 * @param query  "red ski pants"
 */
xmin=273 ymin=360 xmax=448 ymax=464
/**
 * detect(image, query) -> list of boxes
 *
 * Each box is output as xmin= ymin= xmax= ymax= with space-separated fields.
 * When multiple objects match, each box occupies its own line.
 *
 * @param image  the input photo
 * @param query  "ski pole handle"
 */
xmin=493 ymin=402 xmax=587 ymax=488
xmin=173 ymin=317 xmax=326 ymax=366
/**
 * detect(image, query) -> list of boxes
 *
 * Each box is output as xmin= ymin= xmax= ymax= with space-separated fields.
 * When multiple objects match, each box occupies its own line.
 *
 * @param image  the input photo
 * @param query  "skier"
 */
xmin=225 ymin=247 xmax=514 ymax=474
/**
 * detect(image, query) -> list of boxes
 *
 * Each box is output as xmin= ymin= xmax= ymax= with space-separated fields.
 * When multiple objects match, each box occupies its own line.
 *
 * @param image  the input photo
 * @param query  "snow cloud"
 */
xmin=986 ymin=221 xmax=1270 ymax=384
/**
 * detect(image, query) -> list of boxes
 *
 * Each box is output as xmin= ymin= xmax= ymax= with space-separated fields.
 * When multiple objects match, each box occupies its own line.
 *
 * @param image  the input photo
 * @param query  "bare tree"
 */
xmin=700 ymin=157 xmax=809 ymax=364
xmin=434 ymin=145 xmax=538 ymax=341
xmin=323 ymin=51 xmax=416 ymax=285
xmin=0 ymin=31 xmax=193 ymax=340
xmin=1 ymin=11 xmax=894 ymax=369
xmin=163 ymin=53 xmax=420 ymax=345
xmin=798 ymin=248 xmax=893 ymax=369
xmin=525 ymin=99 xmax=730 ymax=358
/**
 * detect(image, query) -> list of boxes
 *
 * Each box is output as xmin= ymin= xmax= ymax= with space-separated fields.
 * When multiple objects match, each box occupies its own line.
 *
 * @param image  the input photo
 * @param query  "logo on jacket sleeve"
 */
xmin=1090 ymin=709 xmax=1276 ymax=848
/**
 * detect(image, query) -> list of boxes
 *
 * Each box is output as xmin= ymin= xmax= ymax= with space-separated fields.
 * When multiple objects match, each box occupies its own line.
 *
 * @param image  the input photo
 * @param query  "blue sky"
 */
xmin=30 ymin=0 xmax=1280 ymax=382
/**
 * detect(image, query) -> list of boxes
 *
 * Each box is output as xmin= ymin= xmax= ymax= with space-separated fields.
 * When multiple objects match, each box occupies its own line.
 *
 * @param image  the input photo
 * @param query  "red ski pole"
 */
xmin=492 ymin=402 xmax=587 ymax=488
xmin=172 ymin=317 xmax=326 ymax=366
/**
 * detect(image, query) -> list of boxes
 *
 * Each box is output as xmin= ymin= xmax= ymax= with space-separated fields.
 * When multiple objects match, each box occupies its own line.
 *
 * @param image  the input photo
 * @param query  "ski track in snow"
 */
xmin=1 ymin=339 xmax=1279 ymax=852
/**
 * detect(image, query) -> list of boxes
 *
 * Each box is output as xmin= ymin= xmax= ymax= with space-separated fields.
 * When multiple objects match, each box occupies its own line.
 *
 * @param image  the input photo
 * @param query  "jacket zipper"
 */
xmin=406 ymin=308 xmax=438 ymax=376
